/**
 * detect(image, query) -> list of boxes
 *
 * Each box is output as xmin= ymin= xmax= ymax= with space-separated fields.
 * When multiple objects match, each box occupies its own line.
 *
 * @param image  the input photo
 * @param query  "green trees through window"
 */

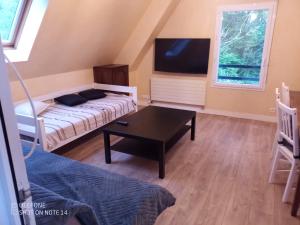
xmin=218 ymin=10 xmax=267 ymax=85
xmin=214 ymin=4 xmax=275 ymax=88
xmin=0 ymin=0 xmax=23 ymax=44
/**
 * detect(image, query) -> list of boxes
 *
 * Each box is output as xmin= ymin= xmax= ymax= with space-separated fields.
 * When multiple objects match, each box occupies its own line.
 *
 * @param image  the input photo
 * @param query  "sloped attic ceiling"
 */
xmin=13 ymin=0 xmax=152 ymax=79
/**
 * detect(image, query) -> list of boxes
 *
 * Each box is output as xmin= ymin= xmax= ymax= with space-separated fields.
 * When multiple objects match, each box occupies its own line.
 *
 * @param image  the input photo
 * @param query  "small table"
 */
xmin=102 ymin=106 xmax=196 ymax=179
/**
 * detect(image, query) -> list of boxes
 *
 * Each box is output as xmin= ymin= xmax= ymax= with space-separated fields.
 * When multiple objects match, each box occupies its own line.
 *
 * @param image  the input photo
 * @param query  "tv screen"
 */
xmin=154 ymin=38 xmax=210 ymax=74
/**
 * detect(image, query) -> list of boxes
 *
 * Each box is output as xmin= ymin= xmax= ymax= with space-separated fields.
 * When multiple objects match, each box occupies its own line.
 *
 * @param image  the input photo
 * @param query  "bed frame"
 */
xmin=16 ymin=83 xmax=138 ymax=152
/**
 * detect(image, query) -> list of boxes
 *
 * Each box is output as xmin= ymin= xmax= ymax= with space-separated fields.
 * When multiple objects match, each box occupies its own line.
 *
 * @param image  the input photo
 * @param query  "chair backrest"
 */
xmin=281 ymin=82 xmax=290 ymax=106
xmin=275 ymin=88 xmax=280 ymax=100
xmin=276 ymin=99 xmax=299 ymax=157
xmin=275 ymin=88 xmax=280 ymax=142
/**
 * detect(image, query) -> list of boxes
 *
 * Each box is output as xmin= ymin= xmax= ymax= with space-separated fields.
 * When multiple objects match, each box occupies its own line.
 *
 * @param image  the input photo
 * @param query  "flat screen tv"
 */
xmin=154 ymin=38 xmax=210 ymax=74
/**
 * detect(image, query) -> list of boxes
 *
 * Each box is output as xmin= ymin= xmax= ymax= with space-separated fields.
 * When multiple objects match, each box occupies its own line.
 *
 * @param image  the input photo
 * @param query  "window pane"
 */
xmin=0 ymin=0 xmax=22 ymax=42
xmin=217 ymin=9 xmax=268 ymax=85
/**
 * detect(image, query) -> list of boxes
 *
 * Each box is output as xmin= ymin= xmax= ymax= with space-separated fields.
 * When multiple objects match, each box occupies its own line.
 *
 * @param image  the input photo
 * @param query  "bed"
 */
xmin=24 ymin=147 xmax=176 ymax=225
xmin=16 ymin=83 xmax=138 ymax=152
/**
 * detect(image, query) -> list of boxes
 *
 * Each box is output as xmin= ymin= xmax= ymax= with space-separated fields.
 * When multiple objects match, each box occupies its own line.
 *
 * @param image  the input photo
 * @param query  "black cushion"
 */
xmin=78 ymin=89 xmax=107 ymax=100
xmin=54 ymin=94 xmax=87 ymax=106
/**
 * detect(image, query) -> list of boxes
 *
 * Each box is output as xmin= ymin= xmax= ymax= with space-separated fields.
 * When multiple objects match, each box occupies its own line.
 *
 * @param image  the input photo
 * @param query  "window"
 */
xmin=3 ymin=0 xmax=48 ymax=62
xmin=0 ymin=0 xmax=30 ymax=47
xmin=212 ymin=3 xmax=276 ymax=89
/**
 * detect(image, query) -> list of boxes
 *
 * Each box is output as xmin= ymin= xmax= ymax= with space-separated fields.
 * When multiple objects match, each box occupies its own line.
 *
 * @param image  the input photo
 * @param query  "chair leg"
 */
xmin=269 ymin=147 xmax=281 ymax=183
xmin=282 ymin=161 xmax=297 ymax=203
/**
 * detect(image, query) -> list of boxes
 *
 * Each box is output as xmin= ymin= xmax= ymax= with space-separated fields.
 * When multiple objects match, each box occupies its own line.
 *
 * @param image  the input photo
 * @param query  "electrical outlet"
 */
xmin=141 ymin=95 xmax=150 ymax=100
xmin=269 ymin=107 xmax=275 ymax=113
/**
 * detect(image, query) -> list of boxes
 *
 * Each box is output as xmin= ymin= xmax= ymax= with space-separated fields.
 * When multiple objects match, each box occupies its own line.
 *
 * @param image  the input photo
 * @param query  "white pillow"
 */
xmin=15 ymin=101 xmax=50 ymax=116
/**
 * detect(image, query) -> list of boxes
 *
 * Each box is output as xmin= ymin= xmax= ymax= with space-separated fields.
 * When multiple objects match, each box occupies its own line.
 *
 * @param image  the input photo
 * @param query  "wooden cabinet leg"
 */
xmin=104 ymin=132 xmax=111 ymax=164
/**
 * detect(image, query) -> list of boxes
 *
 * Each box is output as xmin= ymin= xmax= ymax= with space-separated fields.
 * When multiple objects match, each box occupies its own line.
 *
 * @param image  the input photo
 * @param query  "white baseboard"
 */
xmin=203 ymin=108 xmax=276 ymax=123
xmin=138 ymin=99 xmax=276 ymax=123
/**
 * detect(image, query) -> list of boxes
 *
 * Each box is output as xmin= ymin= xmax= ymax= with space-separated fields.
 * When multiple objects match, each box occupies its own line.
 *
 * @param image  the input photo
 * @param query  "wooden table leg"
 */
xmin=158 ymin=142 xmax=165 ymax=179
xmin=191 ymin=116 xmax=196 ymax=141
xmin=104 ymin=132 xmax=111 ymax=164
xmin=292 ymin=174 xmax=300 ymax=216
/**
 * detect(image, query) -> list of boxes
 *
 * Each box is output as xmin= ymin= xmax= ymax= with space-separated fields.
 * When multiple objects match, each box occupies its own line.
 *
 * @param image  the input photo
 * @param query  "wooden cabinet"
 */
xmin=93 ymin=64 xmax=129 ymax=86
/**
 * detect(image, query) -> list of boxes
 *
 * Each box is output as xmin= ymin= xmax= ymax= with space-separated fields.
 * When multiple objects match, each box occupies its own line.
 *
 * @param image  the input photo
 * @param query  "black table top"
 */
xmin=103 ymin=106 xmax=196 ymax=142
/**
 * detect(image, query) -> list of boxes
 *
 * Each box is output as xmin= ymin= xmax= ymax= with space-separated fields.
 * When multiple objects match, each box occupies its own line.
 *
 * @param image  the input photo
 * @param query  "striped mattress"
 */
xmin=40 ymin=93 xmax=136 ymax=150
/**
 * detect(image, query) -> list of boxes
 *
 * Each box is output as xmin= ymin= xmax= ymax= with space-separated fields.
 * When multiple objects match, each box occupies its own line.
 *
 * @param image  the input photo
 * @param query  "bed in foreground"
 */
xmin=24 ymin=147 xmax=175 ymax=225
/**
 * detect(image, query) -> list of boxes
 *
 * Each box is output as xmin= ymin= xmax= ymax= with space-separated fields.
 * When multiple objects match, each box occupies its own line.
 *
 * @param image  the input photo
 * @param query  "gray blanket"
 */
xmin=29 ymin=182 xmax=99 ymax=225
xmin=24 ymin=149 xmax=175 ymax=225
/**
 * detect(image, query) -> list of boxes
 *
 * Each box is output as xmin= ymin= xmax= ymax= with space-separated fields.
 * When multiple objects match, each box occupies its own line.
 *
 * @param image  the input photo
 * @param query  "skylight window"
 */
xmin=0 ymin=0 xmax=29 ymax=47
xmin=3 ymin=0 xmax=48 ymax=62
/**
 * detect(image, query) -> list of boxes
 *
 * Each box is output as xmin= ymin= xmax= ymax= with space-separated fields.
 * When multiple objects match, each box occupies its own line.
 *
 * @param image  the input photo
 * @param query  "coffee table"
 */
xmin=102 ymin=106 xmax=196 ymax=178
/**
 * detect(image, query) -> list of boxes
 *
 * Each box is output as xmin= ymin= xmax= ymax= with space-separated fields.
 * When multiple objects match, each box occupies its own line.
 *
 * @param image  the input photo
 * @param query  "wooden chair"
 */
xmin=281 ymin=82 xmax=290 ymax=106
xmin=272 ymin=84 xmax=290 ymax=155
xmin=272 ymin=88 xmax=281 ymax=155
xmin=276 ymin=87 xmax=281 ymax=100
xmin=269 ymin=99 xmax=299 ymax=202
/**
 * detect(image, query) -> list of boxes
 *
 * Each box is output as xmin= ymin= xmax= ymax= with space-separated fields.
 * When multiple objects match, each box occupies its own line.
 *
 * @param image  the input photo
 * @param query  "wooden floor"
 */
xmin=62 ymin=113 xmax=300 ymax=225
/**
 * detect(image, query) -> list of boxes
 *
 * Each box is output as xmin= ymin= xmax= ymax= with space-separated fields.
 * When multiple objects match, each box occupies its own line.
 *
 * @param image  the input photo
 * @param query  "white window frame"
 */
xmin=212 ymin=2 xmax=277 ymax=90
xmin=0 ymin=122 xmax=23 ymax=225
xmin=1 ymin=0 xmax=30 ymax=47
xmin=0 ymin=42 xmax=36 ymax=224
xmin=4 ymin=0 xmax=48 ymax=62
